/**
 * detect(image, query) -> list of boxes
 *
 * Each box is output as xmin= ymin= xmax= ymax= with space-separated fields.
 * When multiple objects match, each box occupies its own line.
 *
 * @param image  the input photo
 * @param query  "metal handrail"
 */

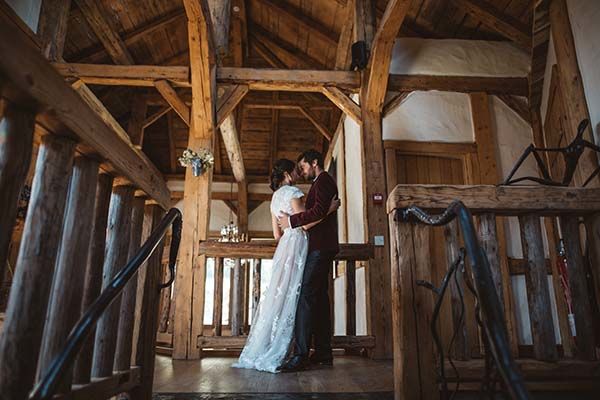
xmin=396 ymin=200 xmax=530 ymax=400
xmin=30 ymin=208 xmax=182 ymax=400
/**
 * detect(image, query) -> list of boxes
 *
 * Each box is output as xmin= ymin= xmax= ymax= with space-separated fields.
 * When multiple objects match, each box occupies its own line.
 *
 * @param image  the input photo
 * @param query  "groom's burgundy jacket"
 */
xmin=290 ymin=172 xmax=339 ymax=254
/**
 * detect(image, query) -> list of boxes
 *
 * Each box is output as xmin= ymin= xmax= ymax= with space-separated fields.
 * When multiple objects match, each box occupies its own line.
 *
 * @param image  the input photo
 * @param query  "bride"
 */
xmin=232 ymin=159 xmax=339 ymax=373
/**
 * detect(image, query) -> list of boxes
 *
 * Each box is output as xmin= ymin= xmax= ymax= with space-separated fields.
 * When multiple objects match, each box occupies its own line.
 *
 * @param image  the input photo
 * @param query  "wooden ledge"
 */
xmin=386 ymin=184 xmax=600 ymax=215
xmin=198 ymin=241 xmax=374 ymax=260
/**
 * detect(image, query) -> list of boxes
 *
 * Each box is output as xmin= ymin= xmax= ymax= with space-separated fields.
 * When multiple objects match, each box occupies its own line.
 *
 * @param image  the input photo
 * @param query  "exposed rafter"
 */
xmin=216 ymin=84 xmax=249 ymax=127
xmin=256 ymin=0 xmax=339 ymax=47
xmin=321 ymin=86 xmax=362 ymax=124
xmin=529 ymin=0 xmax=551 ymax=109
xmin=153 ymin=80 xmax=190 ymax=126
xmin=298 ymin=107 xmax=333 ymax=141
xmin=74 ymin=0 xmax=135 ymax=65
xmin=457 ymin=0 xmax=531 ymax=51
xmin=497 ymin=95 xmax=531 ymax=125
xmin=382 ymin=91 xmax=412 ymax=118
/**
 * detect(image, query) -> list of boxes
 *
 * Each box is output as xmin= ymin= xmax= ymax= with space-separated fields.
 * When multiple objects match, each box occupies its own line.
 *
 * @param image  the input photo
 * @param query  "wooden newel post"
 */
xmin=252 ymin=259 xmax=261 ymax=321
xmin=213 ymin=257 xmax=224 ymax=336
xmin=92 ymin=185 xmax=135 ymax=378
xmin=114 ymin=196 xmax=147 ymax=371
xmin=0 ymin=134 xmax=75 ymax=399
xmin=39 ymin=156 xmax=100 ymax=385
xmin=0 ymin=102 xmax=35 ymax=286
xmin=519 ymin=215 xmax=558 ymax=361
xmin=73 ymin=173 xmax=114 ymax=384
xmin=129 ymin=204 xmax=166 ymax=400
xmin=389 ymin=214 xmax=437 ymax=400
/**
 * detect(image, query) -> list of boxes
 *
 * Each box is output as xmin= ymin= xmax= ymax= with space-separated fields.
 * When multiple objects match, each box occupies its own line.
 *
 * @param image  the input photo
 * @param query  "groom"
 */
xmin=277 ymin=149 xmax=339 ymax=372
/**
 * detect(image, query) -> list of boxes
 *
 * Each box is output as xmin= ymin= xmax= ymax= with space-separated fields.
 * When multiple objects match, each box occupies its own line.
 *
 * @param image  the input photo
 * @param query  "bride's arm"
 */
xmin=271 ymin=212 xmax=283 ymax=242
xmin=291 ymin=197 xmax=339 ymax=231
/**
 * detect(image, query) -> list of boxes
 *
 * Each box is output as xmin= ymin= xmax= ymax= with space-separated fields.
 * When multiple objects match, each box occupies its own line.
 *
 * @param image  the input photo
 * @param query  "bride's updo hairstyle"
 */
xmin=270 ymin=159 xmax=296 ymax=192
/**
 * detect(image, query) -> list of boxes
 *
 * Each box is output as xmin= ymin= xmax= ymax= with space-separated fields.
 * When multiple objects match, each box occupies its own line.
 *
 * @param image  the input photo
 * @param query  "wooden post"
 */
xmin=38 ymin=156 xmax=99 ymax=383
xmin=251 ymin=259 xmax=261 ymax=321
xmin=73 ymin=173 xmax=114 ymax=383
xmin=114 ymin=196 xmax=147 ymax=371
xmin=242 ymin=259 xmax=251 ymax=334
xmin=478 ymin=213 xmax=504 ymax=311
xmin=345 ymin=260 xmax=356 ymax=336
xmin=549 ymin=0 xmax=598 ymax=187
xmin=129 ymin=205 xmax=165 ymax=400
xmin=38 ymin=0 xmax=71 ymax=61
xmin=389 ymin=216 xmax=436 ymax=400
xmin=158 ymin=261 xmax=172 ymax=333
xmin=213 ymin=257 xmax=224 ymax=336
xmin=519 ymin=215 xmax=558 ymax=361
xmin=444 ymin=220 xmax=469 ymax=360
xmin=559 ymin=216 xmax=596 ymax=360
xmin=231 ymin=258 xmax=243 ymax=336
xmin=0 ymin=134 xmax=75 ymax=399
xmin=92 ymin=185 xmax=135 ymax=377
xmin=0 ymin=103 xmax=35 ymax=287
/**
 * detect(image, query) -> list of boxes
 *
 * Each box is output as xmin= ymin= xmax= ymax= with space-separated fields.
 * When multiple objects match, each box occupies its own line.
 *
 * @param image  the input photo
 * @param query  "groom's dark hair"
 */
xmin=297 ymin=149 xmax=324 ymax=168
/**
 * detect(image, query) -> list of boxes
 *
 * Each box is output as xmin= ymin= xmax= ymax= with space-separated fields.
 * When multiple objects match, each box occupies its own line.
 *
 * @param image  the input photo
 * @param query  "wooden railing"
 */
xmin=156 ymin=241 xmax=374 ymax=354
xmin=387 ymin=184 xmax=600 ymax=399
xmin=0 ymin=14 xmax=173 ymax=400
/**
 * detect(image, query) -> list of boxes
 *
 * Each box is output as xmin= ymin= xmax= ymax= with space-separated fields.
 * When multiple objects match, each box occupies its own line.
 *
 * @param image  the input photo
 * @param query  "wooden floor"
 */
xmin=152 ymin=355 xmax=394 ymax=393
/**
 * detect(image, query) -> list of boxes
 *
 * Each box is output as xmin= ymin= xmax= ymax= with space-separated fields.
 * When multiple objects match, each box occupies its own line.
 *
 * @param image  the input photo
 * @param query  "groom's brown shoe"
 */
xmin=278 ymin=355 xmax=309 ymax=372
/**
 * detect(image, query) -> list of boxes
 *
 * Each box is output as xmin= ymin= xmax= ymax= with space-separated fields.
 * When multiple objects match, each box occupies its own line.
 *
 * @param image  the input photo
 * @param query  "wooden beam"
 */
xmin=529 ymin=0 xmax=551 ymax=108
xmin=256 ymin=0 xmax=338 ymax=47
xmin=127 ymin=96 xmax=147 ymax=147
xmin=383 ymin=140 xmax=477 ymax=156
xmin=382 ymin=91 xmax=411 ymax=118
xmin=53 ymin=63 xmax=191 ymax=87
xmin=387 ymin=184 xmax=600 ymax=215
xmin=216 ymin=84 xmax=248 ymax=127
xmin=143 ymin=106 xmax=171 ymax=129
xmin=335 ymin=6 xmax=354 ymax=70
xmin=387 ymin=74 xmax=528 ymax=96
xmin=173 ymin=0 xmax=217 ymax=361
xmin=497 ymin=95 xmax=531 ymax=125
xmin=207 ymin=0 xmax=231 ymax=61
xmin=324 ymin=115 xmax=345 ymax=170
xmin=237 ymin=180 xmax=248 ymax=234
xmin=298 ymin=107 xmax=333 ymax=141
xmin=198 ymin=242 xmax=374 ymax=260
xmin=38 ymin=0 xmax=71 ymax=61
xmin=457 ymin=0 xmax=531 ymax=50
xmin=154 ymin=80 xmax=191 ymax=126
xmin=354 ymin=0 xmax=375 ymax=45
xmin=219 ymin=115 xmax=246 ymax=182
xmin=74 ymin=0 xmax=135 ymax=65
xmin=358 ymin=0 xmax=411 ymax=360
xmin=167 ymin=111 xmax=177 ymax=173
xmin=321 ymin=86 xmax=362 ymax=124
xmin=217 ymin=67 xmax=359 ymax=92
xmin=222 ymin=200 xmax=238 ymax=217
xmin=550 ymin=0 xmax=598 ymax=187
xmin=73 ymin=9 xmax=186 ymax=63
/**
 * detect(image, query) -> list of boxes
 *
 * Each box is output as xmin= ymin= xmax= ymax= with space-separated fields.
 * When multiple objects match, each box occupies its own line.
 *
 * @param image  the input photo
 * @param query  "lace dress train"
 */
xmin=232 ymin=185 xmax=308 ymax=373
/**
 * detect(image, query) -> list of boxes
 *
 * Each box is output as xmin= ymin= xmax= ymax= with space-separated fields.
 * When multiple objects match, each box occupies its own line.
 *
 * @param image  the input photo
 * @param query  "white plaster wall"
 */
xmin=7 ymin=0 xmax=42 ymax=32
xmin=383 ymin=91 xmax=473 ymax=142
xmin=390 ymin=38 xmax=529 ymax=77
xmin=344 ymin=116 xmax=366 ymax=244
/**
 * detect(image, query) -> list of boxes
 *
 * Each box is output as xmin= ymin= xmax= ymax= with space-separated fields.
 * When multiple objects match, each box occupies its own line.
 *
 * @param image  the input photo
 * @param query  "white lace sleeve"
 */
xmin=288 ymin=186 xmax=305 ymax=200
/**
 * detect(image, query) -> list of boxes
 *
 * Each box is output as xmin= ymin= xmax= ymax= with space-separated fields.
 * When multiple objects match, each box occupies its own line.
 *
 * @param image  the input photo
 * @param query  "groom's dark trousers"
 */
xmin=289 ymin=171 xmax=339 ymax=359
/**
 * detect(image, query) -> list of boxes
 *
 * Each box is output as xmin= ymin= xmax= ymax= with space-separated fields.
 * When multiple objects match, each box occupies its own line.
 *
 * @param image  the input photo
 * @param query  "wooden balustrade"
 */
xmin=387 ymin=184 xmax=600 ymax=398
xmin=189 ymin=242 xmax=375 ymax=354
xmin=0 ymin=14 xmax=173 ymax=400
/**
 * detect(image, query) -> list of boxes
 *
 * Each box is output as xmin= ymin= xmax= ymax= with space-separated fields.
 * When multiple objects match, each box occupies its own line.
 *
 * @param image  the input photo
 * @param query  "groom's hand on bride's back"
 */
xmin=278 ymin=212 xmax=291 ymax=229
xmin=328 ymin=197 xmax=340 ymax=214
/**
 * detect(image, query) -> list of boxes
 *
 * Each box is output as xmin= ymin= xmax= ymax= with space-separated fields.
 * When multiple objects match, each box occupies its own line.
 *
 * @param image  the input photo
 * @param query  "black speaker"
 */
xmin=350 ymin=41 xmax=369 ymax=71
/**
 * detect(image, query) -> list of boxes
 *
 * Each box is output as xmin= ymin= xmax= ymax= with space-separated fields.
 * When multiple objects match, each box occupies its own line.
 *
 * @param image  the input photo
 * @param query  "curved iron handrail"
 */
xmin=397 ymin=200 xmax=530 ymax=400
xmin=30 ymin=208 xmax=182 ymax=400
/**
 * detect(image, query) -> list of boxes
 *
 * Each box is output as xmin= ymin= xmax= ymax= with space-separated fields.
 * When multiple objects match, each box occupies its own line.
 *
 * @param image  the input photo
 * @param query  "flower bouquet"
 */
xmin=178 ymin=148 xmax=215 ymax=177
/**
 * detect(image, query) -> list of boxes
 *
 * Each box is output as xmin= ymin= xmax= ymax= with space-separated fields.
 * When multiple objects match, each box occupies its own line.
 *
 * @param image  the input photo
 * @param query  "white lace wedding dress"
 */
xmin=232 ymin=184 xmax=308 ymax=373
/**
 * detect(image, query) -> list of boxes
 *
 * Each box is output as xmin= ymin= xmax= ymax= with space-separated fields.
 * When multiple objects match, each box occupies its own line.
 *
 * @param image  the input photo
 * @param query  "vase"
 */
xmin=191 ymin=158 xmax=203 ymax=177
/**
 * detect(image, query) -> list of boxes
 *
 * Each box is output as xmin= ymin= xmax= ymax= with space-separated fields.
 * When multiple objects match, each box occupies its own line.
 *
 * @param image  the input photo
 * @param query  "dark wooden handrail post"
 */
xmin=73 ymin=173 xmax=114 ymax=384
xmin=92 ymin=184 xmax=135 ymax=378
xmin=345 ymin=260 xmax=356 ymax=336
xmin=129 ymin=204 xmax=166 ymax=400
xmin=0 ymin=102 xmax=35 ymax=287
xmin=213 ymin=257 xmax=224 ymax=336
xmin=38 ymin=155 xmax=100 ymax=388
xmin=231 ymin=257 xmax=243 ymax=336
xmin=114 ymin=196 xmax=147 ymax=371
xmin=251 ymin=259 xmax=261 ymax=321
xmin=0 ymin=134 xmax=75 ymax=399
